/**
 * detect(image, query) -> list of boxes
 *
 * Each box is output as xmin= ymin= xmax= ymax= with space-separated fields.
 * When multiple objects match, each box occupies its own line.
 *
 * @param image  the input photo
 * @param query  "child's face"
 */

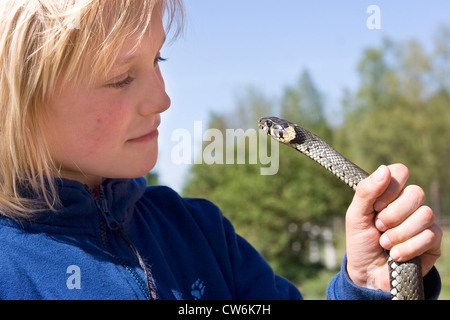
xmin=43 ymin=11 xmax=170 ymax=189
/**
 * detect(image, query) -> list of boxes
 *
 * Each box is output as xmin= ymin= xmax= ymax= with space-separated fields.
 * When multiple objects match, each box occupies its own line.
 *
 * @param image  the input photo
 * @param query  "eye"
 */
xmin=154 ymin=54 xmax=167 ymax=66
xmin=108 ymin=76 xmax=134 ymax=89
xmin=266 ymin=120 xmax=272 ymax=128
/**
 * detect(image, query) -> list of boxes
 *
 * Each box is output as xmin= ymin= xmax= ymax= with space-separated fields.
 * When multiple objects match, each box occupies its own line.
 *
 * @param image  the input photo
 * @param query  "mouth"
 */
xmin=128 ymin=129 xmax=159 ymax=143
xmin=128 ymin=120 xmax=161 ymax=143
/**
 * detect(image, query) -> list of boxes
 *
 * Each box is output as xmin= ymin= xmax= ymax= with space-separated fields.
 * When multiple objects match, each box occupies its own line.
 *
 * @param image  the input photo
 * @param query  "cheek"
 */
xmin=44 ymin=82 xmax=138 ymax=175
xmin=52 ymin=96 xmax=129 ymax=160
xmin=83 ymin=108 xmax=129 ymax=154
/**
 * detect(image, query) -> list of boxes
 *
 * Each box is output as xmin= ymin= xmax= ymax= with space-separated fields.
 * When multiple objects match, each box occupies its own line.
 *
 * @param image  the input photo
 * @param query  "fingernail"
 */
xmin=373 ymin=165 xmax=387 ymax=182
xmin=375 ymin=219 xmax=387 ymax=232
xmin=374 ymin=200 xmax=387 ymax=213
xmin=390 ymin=248 xmax=401 ymax=261
xmin=380 ymin=234 xmax=392 ymax=249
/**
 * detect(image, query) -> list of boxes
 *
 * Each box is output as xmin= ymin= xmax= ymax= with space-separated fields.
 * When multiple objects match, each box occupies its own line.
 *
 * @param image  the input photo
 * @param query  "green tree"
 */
xmin=339 ymin=26 xmax=450 ymax=219
xmin=144 ymin=171 xmax=159 ymax=185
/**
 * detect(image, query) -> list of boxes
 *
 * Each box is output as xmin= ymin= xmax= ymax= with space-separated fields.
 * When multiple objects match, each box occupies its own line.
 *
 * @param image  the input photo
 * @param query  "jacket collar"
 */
xmin=8 ymin=177 xmax=147 ymax=234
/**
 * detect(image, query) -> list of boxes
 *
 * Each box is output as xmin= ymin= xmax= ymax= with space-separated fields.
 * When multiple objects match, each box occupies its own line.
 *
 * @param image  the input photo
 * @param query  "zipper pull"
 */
xmin=95 ymin=186 xmax=120 ymax=231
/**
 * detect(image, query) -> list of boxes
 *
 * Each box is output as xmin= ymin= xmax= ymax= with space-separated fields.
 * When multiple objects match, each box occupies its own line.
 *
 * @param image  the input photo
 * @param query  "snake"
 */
xmin=258 ymin=116 xmax=424 ymax=300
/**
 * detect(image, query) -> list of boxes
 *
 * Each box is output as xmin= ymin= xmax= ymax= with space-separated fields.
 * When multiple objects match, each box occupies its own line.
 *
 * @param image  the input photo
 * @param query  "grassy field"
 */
xmin=298 ymin=227 xmax=449 ymax=300
xmin=435 ymin=226 xmax=450 ymax=299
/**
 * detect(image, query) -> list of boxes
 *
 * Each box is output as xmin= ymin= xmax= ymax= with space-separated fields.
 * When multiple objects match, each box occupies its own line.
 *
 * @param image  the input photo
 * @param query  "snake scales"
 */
xmin=258 ymin=116 xmax=424 ymax=300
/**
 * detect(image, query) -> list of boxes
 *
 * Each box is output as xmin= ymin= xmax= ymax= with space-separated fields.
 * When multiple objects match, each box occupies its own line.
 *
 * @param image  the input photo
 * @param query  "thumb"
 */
xmin=347 ymin=165 xmax=391 ymax=227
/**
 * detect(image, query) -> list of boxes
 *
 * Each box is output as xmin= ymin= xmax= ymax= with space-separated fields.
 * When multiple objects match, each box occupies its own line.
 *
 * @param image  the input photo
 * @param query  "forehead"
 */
xmin=113 ymin=10 xmax=166 ymax=67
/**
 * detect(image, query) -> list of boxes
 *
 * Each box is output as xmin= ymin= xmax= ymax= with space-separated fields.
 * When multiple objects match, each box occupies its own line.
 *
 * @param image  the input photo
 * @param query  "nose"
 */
xmin=138 ymin=68 xmax=171 ymax=116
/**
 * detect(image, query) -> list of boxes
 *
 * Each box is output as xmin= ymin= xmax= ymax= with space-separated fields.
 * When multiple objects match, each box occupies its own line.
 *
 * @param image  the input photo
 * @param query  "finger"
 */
xmin=389 ymin=223 xmax=442 ymax=264
xmin=379 ymin=205 xmax=434 ymax=250
xmin=421 ymin=224 xmax=443 ymax=276
xmin=375 ymin=185 xmax=426 ymax=232
xmin=373 ymin=163 xmax=409 ymax=213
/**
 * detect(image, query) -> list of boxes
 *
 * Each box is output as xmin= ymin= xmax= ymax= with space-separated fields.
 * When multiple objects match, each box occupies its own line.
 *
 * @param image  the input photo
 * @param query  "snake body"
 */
xmin=258 ymin=116 xmax=424 ymax=300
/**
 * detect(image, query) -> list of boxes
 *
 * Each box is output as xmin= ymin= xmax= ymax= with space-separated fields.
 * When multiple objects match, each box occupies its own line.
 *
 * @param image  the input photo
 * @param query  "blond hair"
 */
xmin=0 ymin=0 xmax=183 ymax=218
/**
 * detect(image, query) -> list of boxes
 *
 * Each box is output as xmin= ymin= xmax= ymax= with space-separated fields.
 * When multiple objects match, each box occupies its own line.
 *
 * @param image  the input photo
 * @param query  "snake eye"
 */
xmin=266 ymin=120 xmax=272 ymax=128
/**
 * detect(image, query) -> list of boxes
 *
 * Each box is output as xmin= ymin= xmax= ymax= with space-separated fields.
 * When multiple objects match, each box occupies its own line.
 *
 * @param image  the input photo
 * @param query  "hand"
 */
xmin=345 ymin=164 xmax=442 ymax=291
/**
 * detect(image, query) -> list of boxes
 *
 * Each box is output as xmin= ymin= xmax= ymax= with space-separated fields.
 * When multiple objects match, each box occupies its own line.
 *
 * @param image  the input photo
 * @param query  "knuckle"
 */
xmin=419 ymin=205 xmax=434 ymax=226
xmin=431 ymin=223 xmax=443 ymax=244
xmin=428 ymin=225 xmax=443 ymax=258
xmin=406 ymin=184 xmax=426 ymax=205
xmin=421 ymin=229 xmax=435 ymax=247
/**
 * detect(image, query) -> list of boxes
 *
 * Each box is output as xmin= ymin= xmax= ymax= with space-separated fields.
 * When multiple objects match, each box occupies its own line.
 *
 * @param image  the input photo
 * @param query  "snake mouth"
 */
xmin=258 ymin=116 xmax=296 ymax=143
xmin=257 ymin=118 xmax=271 ymax=132
xmin=258 ymin=117 xmax=280 ymax=135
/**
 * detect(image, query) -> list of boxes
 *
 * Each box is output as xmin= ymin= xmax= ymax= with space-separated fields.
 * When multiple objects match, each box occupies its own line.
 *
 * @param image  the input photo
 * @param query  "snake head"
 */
xmin=258 ymin=117 xmax=295 ymax=143
xmin=258 ymin=117 xmax=273 ymax=133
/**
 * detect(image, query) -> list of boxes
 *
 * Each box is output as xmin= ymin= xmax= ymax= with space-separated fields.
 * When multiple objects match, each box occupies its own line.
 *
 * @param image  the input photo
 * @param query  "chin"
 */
xmin=129 ymin=156 xmax=158 ymax=178
xmin=113 ymin=165 xmax=156 ymax=180
xmin=105 ymin=146 xmax=158 ymax=179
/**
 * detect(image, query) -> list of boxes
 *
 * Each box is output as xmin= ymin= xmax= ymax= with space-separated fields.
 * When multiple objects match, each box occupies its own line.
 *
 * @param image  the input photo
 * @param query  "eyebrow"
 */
xmin=115 ymin=35 xmax=167 ymax=67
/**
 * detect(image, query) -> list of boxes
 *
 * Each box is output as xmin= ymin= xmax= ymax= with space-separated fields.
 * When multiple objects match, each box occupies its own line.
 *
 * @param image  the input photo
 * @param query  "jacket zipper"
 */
xmin=95 ymin=186 xmax=157 ymax=300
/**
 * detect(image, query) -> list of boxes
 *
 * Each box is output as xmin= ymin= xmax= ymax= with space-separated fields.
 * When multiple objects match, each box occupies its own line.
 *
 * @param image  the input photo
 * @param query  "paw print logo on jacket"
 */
xmin=190 ymin=279 xmax=205 ymax=300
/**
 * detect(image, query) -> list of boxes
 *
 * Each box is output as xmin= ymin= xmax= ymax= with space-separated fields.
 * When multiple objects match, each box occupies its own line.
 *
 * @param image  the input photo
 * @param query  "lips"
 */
xmin=128 ymin=129 xmax=159 ymax=143
xmin=128 ymin=119 xmax=161 ymax=143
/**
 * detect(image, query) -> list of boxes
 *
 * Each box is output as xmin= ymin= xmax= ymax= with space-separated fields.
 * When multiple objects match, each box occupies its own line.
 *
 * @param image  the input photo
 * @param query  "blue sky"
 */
xmin=155 ymin=1 xmax=450 ymax=192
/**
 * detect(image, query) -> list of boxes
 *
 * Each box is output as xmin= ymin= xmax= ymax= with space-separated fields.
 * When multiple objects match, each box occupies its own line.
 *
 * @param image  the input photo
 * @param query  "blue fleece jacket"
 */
xmin=0 ymin=177 xmax=440 ymax=299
